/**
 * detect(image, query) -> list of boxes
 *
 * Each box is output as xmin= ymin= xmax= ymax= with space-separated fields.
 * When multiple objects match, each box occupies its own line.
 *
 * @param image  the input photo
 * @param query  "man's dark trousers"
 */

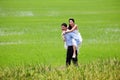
xmin=66 ymin=46 xmax=78 ymax=66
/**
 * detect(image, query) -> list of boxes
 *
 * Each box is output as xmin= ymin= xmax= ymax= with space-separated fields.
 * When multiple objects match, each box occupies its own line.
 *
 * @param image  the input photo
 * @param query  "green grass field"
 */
xmin=0 ymin=0 xmax=120 ymax=79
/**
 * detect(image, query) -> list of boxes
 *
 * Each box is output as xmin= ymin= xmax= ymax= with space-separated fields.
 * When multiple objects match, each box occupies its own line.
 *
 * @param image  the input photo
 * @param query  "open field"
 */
xmin=0 ymin=0 xmax=120 ymax=79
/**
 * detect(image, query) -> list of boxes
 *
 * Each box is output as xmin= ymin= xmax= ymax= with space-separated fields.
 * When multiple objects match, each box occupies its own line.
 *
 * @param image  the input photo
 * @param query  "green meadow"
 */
xmin=0 ymin=0 xmax=120 ymax=79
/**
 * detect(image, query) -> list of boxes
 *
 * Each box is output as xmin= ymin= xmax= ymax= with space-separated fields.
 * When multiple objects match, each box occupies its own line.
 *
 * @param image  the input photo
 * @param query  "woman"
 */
xmin=63 ymin=18 xmax=82 ymax=58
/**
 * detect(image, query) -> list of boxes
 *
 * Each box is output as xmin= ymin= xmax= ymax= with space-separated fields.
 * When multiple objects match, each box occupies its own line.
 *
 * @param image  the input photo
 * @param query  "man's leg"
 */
xmin=72 ymin=50 xmax=78 ymax=66
xmin=66 ymin=46 xmax=73 ymax=66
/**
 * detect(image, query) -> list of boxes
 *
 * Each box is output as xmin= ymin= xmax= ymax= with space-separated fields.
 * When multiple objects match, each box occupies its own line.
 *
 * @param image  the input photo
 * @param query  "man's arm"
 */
xmin=69 ymin=32 xmax=80 ymax=45
xmin=62 ymin=35 xmax=65 ymax=42
xmin=61 ymin=32 xmax=65 ymax=42
xmin=69 ymin=32 xmax=78 ymax=39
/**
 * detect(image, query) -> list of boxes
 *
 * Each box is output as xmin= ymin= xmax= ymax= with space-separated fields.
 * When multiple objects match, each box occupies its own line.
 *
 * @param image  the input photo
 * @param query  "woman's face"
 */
xmin=69 ymin=20 xmax=74 ymax=26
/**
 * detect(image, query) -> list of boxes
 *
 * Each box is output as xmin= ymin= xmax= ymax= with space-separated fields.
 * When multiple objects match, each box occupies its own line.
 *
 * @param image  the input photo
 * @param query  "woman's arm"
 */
xmin=66 ymin=25 xmax=77 ymax=33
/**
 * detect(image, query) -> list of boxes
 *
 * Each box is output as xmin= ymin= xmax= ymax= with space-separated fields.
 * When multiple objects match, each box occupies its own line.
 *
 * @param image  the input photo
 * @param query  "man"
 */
xmin=61 ymin=23 xmax=80 ymax=66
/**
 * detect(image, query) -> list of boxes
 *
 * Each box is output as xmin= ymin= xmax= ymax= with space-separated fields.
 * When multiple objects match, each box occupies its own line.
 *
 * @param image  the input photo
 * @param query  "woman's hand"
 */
xmin=62 ymin=31 xmax=66 ymax=35
xmin=62 ymin=30 xmax=70 ymax=35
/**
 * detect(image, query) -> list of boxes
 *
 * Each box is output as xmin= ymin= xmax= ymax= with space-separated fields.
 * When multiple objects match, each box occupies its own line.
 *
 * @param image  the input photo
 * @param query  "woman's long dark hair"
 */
xmin=68 ymin=18 xmax=75 ymax=30
xmin=68 ymin=24 xmax=72 ymax=30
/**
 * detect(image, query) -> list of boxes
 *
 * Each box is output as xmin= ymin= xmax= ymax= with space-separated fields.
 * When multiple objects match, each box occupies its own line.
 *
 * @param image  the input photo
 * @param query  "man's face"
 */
xmin=61 ymin=26 xmax=67 ymax=31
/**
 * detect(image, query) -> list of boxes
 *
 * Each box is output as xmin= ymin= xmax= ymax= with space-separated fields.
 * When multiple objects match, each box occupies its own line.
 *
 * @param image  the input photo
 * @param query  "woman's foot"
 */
xmin=72 ymin=53 xmax=76 ymax=58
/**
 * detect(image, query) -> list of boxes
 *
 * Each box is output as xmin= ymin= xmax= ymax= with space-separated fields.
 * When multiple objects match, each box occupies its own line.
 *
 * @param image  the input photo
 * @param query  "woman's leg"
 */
xmin=72 ymin=39 xmax=77 ymax=58
xmin=72 ymin=45 xmax=77 ymax=58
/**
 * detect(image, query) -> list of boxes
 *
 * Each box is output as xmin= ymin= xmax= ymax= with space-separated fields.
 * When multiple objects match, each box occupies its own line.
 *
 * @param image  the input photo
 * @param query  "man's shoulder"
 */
xmin=68 ymin=32 xmax=74 ymax=35
xmin=65 ymin=32 xmax=75 ymax=38
xmin=65 ymin=32 xmax=73 ymax=35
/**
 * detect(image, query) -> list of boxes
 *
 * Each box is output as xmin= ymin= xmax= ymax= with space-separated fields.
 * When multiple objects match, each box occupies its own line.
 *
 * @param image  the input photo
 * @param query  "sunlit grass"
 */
xmin=0 ymin=58 xmax=119 ymax=80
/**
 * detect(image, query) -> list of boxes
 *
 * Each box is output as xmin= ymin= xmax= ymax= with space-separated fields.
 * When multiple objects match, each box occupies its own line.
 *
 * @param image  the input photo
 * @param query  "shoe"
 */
xmin=72 ymin=54 xmax=76 ymax=58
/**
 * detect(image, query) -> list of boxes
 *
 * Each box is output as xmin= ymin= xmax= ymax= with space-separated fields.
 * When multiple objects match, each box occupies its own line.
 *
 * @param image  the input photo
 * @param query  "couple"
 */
xmin=61 ymin=18 xmax=82 ymax=66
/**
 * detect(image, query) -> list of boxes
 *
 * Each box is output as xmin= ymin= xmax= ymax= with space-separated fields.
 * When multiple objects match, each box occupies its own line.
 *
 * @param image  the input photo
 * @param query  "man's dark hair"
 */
xmin=69 ymin=18 xmax=75 ymax=23
xmin=61 ymin=23 xmax=67 ymax=27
